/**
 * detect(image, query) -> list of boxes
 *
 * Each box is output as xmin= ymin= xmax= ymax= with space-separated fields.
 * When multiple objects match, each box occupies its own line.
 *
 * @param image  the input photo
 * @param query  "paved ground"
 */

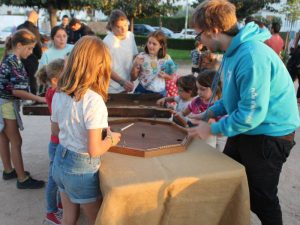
xmin=0 ymin=63 xmax=299 ymax=225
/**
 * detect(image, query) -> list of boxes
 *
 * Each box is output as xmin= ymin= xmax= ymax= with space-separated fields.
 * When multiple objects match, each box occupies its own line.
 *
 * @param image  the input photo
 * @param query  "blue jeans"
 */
xmin=52 ymin=144 xmax=102 ymax=204
xmin=134 ymin=83 xmax=166 ymax=96
xmin=46 ymin=141 xmax=61 ymax=213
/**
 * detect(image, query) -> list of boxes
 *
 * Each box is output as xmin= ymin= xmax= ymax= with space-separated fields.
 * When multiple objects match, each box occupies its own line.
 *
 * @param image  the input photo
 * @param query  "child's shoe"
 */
xmin=2 ymin=169 xmax=30 ymax=180
xmin=16 ymin=176 xmax=45 ymax=189
xmin=56 ymin=203 xmax=63 ymax=220
xmin=45 ymin=212 xmax=61 ymax=225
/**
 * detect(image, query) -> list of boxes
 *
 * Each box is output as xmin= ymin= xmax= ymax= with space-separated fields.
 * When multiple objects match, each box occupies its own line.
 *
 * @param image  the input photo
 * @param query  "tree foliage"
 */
xmin=0 ymin=0 xmax=103 ymax=10
xmin=192 ymin=0 xmax=280 ymax=19
xmin=282 ymin=0 xmax=300 ymax=26
xmin=100 ymin=0 xmax=179 ymax=31
xmin=0 ymin=0 xmax=103 ymax=27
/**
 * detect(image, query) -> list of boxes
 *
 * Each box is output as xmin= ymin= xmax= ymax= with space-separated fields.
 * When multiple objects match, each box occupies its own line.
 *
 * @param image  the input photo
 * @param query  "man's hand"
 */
xmin=122 ymin=80 xmax=134 ymax=92
xmin=188 ymin=120 xmax=211 ymax=139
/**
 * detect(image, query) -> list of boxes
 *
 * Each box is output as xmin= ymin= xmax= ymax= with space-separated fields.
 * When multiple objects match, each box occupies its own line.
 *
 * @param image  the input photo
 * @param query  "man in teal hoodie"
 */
xmin=189 ymin=1 xmax=300 ymax=225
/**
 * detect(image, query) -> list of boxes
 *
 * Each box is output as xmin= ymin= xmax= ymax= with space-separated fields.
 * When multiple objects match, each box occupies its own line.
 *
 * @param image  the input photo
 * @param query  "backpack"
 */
xmin=287 ymin=48 xmax=300 ymax=81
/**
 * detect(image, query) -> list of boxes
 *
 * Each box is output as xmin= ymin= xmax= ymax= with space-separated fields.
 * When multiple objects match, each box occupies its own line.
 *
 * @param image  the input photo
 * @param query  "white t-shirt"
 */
xmin=174 ymin=96 xmax=191 ymax=112
xmin=51 ymin=89 xmax=108 ymax=154
xmin=103 ymin=31 xmax=138 ymax=93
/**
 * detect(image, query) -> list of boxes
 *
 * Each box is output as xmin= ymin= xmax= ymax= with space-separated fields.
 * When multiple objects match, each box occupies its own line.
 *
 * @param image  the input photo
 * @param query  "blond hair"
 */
xmin=35 ymin=59 xmax=65 ymax=86
xmin=57 ymin=36 xmax=111 ymax=102
xmin=192 ymin=0 xmax=238 ymax=36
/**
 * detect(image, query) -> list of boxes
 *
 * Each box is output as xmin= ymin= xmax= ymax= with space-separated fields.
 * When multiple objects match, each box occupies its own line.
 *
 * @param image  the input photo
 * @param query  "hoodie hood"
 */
xmin=225 ymin=22 xmax=271 ymax=57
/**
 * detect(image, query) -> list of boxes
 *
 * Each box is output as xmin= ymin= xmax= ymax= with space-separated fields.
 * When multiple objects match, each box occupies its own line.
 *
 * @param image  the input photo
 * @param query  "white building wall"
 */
xmin=254 ymin=0 xmax=300 ymax=32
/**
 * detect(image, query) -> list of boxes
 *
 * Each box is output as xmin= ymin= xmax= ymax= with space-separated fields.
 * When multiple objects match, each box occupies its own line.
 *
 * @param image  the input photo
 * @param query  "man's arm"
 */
xmin=111 ymin=71 xmax=134 ymax=92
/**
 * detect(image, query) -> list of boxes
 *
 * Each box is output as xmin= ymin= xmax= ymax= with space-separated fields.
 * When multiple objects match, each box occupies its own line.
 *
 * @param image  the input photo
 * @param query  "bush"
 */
xmin=135 ymin=35 xmax=195 ymax=50
xmin=135 ymin=17 xmax=186 ymax=32
xmin=97 ymin=34 xmax=195 ymax=51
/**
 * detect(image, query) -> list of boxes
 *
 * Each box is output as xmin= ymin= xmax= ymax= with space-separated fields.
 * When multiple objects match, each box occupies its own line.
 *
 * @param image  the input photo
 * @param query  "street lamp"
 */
xmin=184 ymin=0 xmax=189 ymax=39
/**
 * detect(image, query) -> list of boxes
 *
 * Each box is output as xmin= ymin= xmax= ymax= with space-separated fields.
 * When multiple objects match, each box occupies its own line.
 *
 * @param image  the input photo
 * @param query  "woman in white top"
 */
xmin=39 ymin=26 xmax=73 ymax=68
xmin=103 ymin=10 xmax=138 ymax=93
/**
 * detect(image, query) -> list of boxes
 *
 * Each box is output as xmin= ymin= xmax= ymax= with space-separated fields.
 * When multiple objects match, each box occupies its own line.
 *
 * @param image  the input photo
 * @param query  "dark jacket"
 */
xmin=17 ymin=21 xmax=42 ymax=94
xmin=67 ymin=23 xmax=94 ymax=44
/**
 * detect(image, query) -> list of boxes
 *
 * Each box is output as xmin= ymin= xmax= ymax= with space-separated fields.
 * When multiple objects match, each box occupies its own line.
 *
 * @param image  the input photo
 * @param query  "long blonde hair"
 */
xmin=57 ymin=36 xmax=112 ymax=101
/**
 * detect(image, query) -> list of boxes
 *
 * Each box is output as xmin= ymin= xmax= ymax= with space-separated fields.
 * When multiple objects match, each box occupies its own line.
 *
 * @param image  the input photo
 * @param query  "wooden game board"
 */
xmin=107 ymin=118 xmax=191 ymax=157
xmin=22 ymin=93 xmax=172 ymax=118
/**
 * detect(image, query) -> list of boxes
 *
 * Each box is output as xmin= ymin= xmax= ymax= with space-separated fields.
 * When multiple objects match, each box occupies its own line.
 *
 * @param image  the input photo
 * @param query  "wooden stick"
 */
xmin=120 ymin=123 xmax=135 ymax=131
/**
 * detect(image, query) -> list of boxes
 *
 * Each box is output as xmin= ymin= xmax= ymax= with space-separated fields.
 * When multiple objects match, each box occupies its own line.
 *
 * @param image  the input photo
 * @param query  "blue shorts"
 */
xmin=52 ymin=144 xmax=102 ymax=204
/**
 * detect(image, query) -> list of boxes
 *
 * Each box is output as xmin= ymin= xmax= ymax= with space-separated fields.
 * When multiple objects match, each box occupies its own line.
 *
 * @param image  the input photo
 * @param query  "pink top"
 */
xmin=265 ymin=34 xmax=284 ymax=55
xmin=188 ymin=97 xmax=212 ymax=114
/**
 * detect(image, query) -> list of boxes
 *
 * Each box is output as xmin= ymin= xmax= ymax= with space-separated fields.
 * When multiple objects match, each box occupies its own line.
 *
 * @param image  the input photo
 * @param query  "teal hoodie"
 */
xmin=210 ymin=22 xmax=300 ymax=137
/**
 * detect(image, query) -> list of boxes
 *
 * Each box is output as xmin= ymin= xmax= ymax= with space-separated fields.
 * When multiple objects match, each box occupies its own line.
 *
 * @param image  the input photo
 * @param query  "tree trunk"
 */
xmin=48 ymin=6 xmax=57 ymax=28
xmin=130 ymin=17 xmax=134 ymax=33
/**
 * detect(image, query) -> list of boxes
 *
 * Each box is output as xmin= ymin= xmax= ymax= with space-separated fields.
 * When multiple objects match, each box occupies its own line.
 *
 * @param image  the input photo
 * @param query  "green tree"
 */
xmin=281 ymin=0 xmax=300 ymax=61
xmin=100 ymin=0 xmax=179 ymax=31
xmin=282 ymin=0 xmax=300 ymax=30
xmin=192 ymin=0 xmax=280 ymax=19
xmin=0 ymin=0 xmax=103 ymax=27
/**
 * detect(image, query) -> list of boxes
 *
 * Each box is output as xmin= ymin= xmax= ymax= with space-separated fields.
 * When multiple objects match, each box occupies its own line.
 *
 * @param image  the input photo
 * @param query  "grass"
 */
xmin=0 ymin=47 xmax=4 ymax=59
xmin=168 ymin=48 xmax=190 ymax=61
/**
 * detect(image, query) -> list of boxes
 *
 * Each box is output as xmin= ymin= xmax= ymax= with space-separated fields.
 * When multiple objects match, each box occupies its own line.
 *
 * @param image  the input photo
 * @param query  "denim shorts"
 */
xmin=52 ymin=144 xmax=102 ymax=204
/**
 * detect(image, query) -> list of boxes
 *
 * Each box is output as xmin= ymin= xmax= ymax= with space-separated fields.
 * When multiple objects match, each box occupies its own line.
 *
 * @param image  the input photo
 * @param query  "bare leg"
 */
xmin=3 ymin=119 xmax=26 ymax=180
xmin=60 ymin=192 xmax=80 ymax=225
xmin=0 ymin=131 xmax=13 ymax=172
xmin=81 ymin=198 xmax=102 ymax=225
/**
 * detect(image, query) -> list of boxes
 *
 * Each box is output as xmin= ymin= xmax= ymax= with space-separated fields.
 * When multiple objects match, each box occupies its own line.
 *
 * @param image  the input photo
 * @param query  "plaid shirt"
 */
xmin=0 ymin=54 xmax=29 ymax=100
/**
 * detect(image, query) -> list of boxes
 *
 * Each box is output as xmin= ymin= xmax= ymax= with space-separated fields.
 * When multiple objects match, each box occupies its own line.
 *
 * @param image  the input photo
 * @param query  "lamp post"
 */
xmin=184 ymin=0 xmax=189 ymax=39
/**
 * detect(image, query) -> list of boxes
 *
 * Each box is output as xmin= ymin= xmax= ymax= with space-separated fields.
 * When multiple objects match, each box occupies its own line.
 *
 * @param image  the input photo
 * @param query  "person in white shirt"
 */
xmin=103 ymin=9 xmax=138 ymax=93
xmin=51 ymin=36 xmax=121 ymax=225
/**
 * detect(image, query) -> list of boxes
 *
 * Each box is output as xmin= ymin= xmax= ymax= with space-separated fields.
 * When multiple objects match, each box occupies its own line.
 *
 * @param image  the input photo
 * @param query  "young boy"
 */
xmin=190 ymin=40 xmax=203 ymax=76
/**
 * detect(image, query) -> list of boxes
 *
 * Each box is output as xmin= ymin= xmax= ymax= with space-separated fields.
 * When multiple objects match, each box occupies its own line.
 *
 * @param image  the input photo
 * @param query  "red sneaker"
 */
xmin=45 ymin=212 xmax=61 ymax=225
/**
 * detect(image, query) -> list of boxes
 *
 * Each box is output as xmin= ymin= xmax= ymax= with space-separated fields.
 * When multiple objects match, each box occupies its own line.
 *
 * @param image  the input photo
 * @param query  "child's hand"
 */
xmin=173 ymin=111 xmax=183 ymax=118
xmin=156 ymin=98 xmax=166 ymax=106
xmin=110 ymin=132 xmax=121 ymax=146
xmin=188 ymin=113 xmax=202 ymax=120
xmin=106 ymin=127 xmax=121 ymax=146
xmin=37 ymin=96 xmax=46 ymax=103
xmin=158 ymin=71 xmax=167 ymax=79
xmin=159 ymin=71 xmax=173 ymax=80
xmin=134 ymin=55 xmax=144 ymax=68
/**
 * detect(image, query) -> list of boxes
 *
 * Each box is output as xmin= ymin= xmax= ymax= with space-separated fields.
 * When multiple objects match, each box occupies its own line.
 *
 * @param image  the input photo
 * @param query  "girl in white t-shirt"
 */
xmin=131 ymin=30 xmax=177 ymax=96
xmin=51 ymin=36 xmax=121 ymax=225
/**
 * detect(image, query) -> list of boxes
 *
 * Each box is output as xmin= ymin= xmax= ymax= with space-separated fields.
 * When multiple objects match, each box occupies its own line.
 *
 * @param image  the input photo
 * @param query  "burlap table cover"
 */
xmin=95 ymin=139 xmax=250 ymax=225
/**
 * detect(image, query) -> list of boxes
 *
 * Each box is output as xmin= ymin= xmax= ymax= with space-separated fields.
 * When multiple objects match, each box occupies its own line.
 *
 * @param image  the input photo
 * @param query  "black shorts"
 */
xmin=191 ymin=67 xmax=200 ymax=73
